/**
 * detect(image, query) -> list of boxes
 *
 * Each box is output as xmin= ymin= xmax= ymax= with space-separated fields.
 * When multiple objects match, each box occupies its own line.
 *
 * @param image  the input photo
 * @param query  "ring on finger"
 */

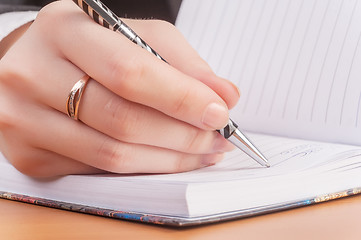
xmin=66 ymin=75 xmax=90 ymax=120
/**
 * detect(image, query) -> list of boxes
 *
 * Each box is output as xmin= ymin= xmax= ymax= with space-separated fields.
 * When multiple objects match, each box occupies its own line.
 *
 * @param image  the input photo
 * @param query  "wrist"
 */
xmin=0 ymin=21 xmax=31 ymax=59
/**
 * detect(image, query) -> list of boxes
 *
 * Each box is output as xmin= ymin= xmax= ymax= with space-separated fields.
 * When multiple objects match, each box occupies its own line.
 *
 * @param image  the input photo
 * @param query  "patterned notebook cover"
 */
xmin=1 ymin=188 xmax=360 ymax=227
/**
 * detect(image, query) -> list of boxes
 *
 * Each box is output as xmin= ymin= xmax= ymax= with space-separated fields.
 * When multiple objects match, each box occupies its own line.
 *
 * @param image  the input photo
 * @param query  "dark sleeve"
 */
xmin=0 ymin=4 xmax=39 ymax=14
xmin=1 ymin=0 xmax=182 ymax=24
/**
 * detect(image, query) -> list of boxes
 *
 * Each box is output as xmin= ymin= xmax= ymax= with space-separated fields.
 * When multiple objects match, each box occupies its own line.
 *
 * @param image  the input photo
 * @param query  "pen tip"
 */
xmin=229 ymin=128 xmax=271 ymax=168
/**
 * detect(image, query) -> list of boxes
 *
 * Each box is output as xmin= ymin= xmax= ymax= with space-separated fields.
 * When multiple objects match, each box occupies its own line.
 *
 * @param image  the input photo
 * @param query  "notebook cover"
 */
xmin=1 ymin=188 xmax=360 ymax=227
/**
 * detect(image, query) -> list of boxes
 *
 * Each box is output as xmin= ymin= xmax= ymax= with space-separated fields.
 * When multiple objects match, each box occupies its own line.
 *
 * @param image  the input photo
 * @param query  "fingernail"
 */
xmin=213 ymin=135 xmax=236 ymax=152
xmin=202 ymin=103 xmax=229 ymax=129
xmin=201 ymin=153 xmax=224 ymax=167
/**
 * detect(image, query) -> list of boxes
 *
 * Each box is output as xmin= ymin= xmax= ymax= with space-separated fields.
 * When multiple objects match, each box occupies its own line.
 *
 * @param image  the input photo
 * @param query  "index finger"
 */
xmin=123 ymin=19 xmax=241 ymax=110
xmin=44 ymin=1 xmax=229 ymax=130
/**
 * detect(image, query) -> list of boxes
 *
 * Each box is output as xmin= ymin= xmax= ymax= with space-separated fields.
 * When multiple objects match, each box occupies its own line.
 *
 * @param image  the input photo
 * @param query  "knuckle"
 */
xmin=35 ymin=2 xmax=63 ymax=29
xmin=1 ymin=55 xmax=37 ymax=94
xmin=0 ymin=99 xmax=12 ymax=130
xmin=36 ymin=1 xmax=71 ymax=23
xmin=35 ymin=1 xmax=76 ymax=43
xmin=0 ymin=63 xmax=23 ymax=88
xmin=0 ymin=109 xmax=12 ymax=130
xmin=172 ymin=153 xmax=190 ymax=173
xmin=108 ymin=51 xmax=145 ymax=94
xmin=0 ymin=95 xmax=19 ymax=132
xmin=96 ymin=139 xmax=133 ymax=172
xmin=182 ymin=128 xmax=203 ymax=153
xmin=104 ymin=95 xmax=141 ymax=141
xmin=36 ymin=1 xmax=57 ymax=17
xmin=173 ymin=87 xmax=192 ymax=116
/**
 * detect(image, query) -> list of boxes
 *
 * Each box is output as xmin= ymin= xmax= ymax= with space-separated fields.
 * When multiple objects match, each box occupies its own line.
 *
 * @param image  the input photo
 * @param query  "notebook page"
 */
xmin=176 ymin=0 xmax=361 ymax=146
xmin=125 ymin=133 xmax=361 ymax=183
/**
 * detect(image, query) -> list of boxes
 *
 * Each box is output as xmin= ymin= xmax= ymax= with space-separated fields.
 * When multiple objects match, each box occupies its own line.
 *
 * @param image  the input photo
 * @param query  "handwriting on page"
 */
xmin=140 ymin=133 xmax=361 ymax=183
xmin=186 ymin=133 xmax=361 ymax=181
xmin=176 ymin=0 xmax=361 ymax=146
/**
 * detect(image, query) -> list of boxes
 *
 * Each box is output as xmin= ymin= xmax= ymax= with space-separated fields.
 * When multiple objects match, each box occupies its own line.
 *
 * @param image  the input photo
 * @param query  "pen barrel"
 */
xmin=116 ymin=27 xmax=167 ymax=62
xmin=217 ymin=119 xmax=238 ymax=139
xmin=74 ymin=0 xmax=118 ymax=29
xmin=74 ymin=0 xmax=167 ymax=62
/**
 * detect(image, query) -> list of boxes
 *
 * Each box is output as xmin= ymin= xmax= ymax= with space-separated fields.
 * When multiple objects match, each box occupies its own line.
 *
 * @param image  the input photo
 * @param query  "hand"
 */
xmin=0 ymin=0 xmax=240 ymax=177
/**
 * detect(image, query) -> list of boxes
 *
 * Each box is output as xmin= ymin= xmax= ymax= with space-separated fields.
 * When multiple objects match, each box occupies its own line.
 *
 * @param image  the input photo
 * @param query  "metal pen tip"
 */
xmin=228 ymin=128 xmax=270 ymax=168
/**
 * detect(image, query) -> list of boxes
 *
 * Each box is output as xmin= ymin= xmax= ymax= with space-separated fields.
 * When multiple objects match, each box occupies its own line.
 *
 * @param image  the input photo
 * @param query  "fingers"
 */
xmin=43 ymin=1 xmax=230 ymax=130
xmin=11 ymin=40 xmax=234 ymax=154
xmin=7 ymin=148 xmax=105 ymax=177
xmin=79 ymin=80 xmax=235 ymax=154
xmin=63 ymin=72 xmax=234 ymax=154
xmin=122 ymin=19 xmax=241 ymax=109
xmin=0 ymin=78 xmax=223 ymax=176
xmin=0 ymin=88 xmax=101 ymax=177
xmin=25 ymin=105 xmax=223 ymax=174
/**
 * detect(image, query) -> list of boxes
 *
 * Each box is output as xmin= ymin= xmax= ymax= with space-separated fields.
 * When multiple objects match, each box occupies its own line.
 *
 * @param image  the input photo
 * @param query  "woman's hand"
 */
xmin=0 ymin=0 xmax=239 ymax=177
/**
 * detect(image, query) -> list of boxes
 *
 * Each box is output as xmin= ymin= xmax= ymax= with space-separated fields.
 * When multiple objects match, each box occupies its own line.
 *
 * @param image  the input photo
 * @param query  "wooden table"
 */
xmin=1 ymin=195 xmax=360 ymax=240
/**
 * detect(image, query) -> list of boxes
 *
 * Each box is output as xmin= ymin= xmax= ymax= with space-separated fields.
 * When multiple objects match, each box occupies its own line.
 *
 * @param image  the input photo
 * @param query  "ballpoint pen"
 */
xmin=72 ymin=0 xmax=270 ymax=167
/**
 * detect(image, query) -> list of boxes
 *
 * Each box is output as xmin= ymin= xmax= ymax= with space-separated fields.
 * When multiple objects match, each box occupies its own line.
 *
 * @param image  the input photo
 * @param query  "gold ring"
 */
xmin=66 ymin=75 xmax=90 ymax=120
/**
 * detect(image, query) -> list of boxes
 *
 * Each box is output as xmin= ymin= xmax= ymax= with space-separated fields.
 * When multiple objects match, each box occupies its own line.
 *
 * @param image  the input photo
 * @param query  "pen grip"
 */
xmin=72 ymin=0 xmax=268 ymax=167
xmin=73 ymin=0 xmax=237 ymax=139
xmin=217 ymin=119 xmax=238 ymax=139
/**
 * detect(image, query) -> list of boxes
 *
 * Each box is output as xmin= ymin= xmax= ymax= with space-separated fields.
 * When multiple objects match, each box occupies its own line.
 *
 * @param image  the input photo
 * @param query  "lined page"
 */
xmin=176 ymin=0 xmax=361 ymax=146
xmin=130 ymin=132 xmax=361 ymax=183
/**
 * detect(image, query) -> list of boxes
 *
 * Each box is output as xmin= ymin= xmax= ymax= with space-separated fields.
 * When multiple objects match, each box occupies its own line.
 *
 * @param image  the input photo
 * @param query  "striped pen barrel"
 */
xmin=72 ymin=0 xmax=270 ymax=167
xmin=72 ymin=0 xmax=166 ymax=62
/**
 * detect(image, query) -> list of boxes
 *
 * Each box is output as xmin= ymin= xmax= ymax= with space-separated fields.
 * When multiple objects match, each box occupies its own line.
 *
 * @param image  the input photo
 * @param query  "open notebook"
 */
xmin=1 ymin=0 xmax=361 ymax=226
